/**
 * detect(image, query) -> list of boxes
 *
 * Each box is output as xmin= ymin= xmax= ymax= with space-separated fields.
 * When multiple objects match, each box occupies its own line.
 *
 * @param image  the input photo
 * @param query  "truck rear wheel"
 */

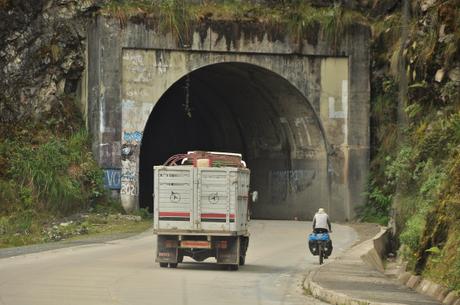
xmin=159 ymin=262 xmax=168 ymax=268
xmin=177 ymin=250 xmax=184 ymax=263
xmin=169 ymin=263 xmax=178 ymax=268
xmin=239 ymin=236 xmax=248 ymax=266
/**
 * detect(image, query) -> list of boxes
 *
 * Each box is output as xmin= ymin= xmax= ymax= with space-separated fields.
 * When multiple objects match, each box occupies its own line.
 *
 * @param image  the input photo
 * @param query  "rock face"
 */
xmin=0 ymin=0 xmax=104 ymax=131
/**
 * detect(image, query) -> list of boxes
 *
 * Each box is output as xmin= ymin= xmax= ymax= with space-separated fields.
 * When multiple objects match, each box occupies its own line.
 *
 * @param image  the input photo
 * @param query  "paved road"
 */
xmin=0 ymin=220 xmax=358 ymax=305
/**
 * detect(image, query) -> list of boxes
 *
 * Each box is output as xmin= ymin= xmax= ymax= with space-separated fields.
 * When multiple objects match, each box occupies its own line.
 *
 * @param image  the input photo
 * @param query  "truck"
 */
xmin=153 ymin=151 xmax=252 ymax=270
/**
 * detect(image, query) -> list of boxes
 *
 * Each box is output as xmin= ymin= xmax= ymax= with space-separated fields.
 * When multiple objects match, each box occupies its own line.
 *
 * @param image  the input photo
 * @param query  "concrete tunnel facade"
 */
xmin=84 ymin=16 xmax=371 ymax=221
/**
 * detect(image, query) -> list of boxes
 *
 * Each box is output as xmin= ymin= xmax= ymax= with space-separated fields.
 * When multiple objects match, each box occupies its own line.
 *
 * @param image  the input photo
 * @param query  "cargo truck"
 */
xmin=153 ymin=151 xmax=252 ymax=270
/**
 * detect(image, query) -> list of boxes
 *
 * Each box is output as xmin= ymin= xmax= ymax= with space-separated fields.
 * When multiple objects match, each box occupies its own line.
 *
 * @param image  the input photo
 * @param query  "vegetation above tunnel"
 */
xmin=101 ymin=0 xmax=367 ymax=49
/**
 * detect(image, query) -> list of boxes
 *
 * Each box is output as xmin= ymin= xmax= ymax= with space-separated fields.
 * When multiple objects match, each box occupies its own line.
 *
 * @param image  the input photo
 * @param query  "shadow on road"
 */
xmin=167 ymin=261 xmax=291 ymax=274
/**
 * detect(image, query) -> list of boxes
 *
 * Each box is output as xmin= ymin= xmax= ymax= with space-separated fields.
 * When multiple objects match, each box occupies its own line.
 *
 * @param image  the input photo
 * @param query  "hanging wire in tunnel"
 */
xmin=183 ymin=74 xmax=192 ymax=118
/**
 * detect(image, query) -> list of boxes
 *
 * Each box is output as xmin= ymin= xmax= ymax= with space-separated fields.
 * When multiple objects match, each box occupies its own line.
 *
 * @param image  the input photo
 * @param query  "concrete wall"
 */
xmin=86 ymin=16 xmax=370 ymax=221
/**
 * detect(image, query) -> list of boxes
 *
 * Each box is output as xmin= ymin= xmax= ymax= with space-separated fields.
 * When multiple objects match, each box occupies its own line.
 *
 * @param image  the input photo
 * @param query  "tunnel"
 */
xmin=139 ymin=62 xmax=328 ymax=220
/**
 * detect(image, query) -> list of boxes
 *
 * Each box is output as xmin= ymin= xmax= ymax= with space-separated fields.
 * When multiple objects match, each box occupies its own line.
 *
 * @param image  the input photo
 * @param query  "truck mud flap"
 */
xmin=216 ymin=237 xmax=239 ymax=265
xmin=156 ymin=235 xmax=178 ymax=263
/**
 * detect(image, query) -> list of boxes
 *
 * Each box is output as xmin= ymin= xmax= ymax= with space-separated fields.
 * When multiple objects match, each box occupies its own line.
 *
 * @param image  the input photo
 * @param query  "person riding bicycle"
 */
xmin=312 ymin=208 xmax=332 ymax=233
xmin=311 ymin=208 xmax=333 ymax=259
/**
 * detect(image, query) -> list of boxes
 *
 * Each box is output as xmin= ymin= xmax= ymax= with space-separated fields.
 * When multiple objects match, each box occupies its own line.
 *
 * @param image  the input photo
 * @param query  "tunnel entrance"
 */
xmin=139 ymin=62 xmax=327 ymax=220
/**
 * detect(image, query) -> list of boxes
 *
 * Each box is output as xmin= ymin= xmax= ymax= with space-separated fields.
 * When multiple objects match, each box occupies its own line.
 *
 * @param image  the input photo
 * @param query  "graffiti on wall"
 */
xmin=123 ymin=131 xmax=143 ymax=143
xmin=121 ymin=110 xmax=143 ymax=198
xmin=126 ymin=88 xmax=148 ymax=99
xmin=269 ymin=169 xmax=316 ymax=203
xmin=121 ymin=159 xmax=138 ymax=196
xmin=103 ymin=169 xmax=121 ymax=190
xmin=155 ymin=51 xmax=169 ymax=74
xmin=120 ymin=97 xmax=150 ymax=197
xmin=123 ymin=52 xmax=154 ymax=82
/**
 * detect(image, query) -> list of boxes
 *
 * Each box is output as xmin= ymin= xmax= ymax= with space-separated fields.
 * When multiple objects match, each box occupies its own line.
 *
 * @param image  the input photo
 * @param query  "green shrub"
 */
xmin=9 ymin=139 xmax=80 ymax=212
xmin=418 ymin=113 xmax=460 ymax=162
xmin=11 ymin=209 xmax=36 ymax=234
xmin=418 ymin=160 xmax=447 ymax=199
xmin=6 ymin=130 xmax=106 ymax=214
xmin=67 ymin=129 xmax=90 ymax=163
xmin=0 ymin=180 xmax=19 ymax=213
xmin=133 ymin=208 xmax=152 ymax=220
xmin=93 ymin=199 xmax=125 ymax=214
xmin=385 ymin=145 xmax=416 ymax=189
xmin=358 ymin=179 xmax=392 ymax=225
xmin=453 ymin=248 xmax=460 ymax=291
xmin=400 ymin=213 xmax=426 ymax=255
xmin=0 ymin=216 xmax=9 ymax=235
xmin=440 ymin=81 xmax=460 ymax=104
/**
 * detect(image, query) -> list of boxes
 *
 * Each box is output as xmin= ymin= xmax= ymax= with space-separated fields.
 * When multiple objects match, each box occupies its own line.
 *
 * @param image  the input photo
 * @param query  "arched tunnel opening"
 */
xmin=139 ymin=62 xmax=328 ymax=220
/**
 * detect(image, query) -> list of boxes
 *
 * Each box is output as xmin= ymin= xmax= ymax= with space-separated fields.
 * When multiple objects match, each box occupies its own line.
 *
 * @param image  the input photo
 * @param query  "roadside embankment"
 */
xmin=305 ymin=226 xmax=443 ymax=305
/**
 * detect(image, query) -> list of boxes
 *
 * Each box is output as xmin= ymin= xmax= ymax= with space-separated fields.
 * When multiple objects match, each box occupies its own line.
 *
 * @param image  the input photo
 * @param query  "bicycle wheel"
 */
xmin=319 ymin=244 xmax=324 ymax=265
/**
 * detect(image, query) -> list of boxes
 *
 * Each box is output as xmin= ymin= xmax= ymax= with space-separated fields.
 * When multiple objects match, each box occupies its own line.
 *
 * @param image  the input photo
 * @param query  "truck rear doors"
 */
xmin=154 ymin=166 xmax=248 ymax=233
xmin=154 ymin=166 xmax=194 ymax=231
xmin=197 ymin=168 xmax=233 ymax=231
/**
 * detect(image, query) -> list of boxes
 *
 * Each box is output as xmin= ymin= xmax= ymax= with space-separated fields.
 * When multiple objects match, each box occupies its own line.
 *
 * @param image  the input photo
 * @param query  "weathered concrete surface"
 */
xmin=305 ymin=230 xmax=442 ymax=305
xmin=86 ymin=16 xmax=371 ymax=220
xmin=0 ymin=220 xmax=357 ymax=305
xmin=360 ymin=227 xmax=390 ymax=272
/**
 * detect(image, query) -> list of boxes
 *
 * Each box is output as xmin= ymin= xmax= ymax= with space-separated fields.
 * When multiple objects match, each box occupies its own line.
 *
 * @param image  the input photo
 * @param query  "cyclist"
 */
xmin=312 ymin=208 xmax=332 ymax=233
xmin=311 ymin=208 xmax=333 ymax=259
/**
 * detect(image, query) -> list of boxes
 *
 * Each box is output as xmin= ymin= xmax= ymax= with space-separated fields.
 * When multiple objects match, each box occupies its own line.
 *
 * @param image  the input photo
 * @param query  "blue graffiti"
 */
xmin=123 ymin=131 xmax=143 ymax=143
xmin=103 ymin=169 xmax=121 ymax=190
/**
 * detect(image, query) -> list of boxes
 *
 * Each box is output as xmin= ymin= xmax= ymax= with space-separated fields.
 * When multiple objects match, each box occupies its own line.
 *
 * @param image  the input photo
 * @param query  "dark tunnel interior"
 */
xmin=139 ymin=63 xmax=327 ymax=219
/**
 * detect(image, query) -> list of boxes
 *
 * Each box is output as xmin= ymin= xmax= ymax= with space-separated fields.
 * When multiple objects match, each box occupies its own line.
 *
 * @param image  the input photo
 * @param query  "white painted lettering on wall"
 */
xmin=131 ymin=71 xmax=154 ymax=83
xmin=155 ymin=52 xmax=169 ymax=74
xmin=123 ymin=53 xmax=144 ymax=65
xmin=121 ymin=160 xmax=138 ymax=196
xmin=123 ymin=52 xmax=154 ymax=83
xmin=99 ymin=89 xmax=106 ymax=133
xmin=126 ymin=88 xmax=148 ymax=99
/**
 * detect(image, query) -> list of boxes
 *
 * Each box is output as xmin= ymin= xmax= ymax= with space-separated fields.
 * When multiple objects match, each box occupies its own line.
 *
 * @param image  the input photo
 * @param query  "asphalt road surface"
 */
xmin=0 ymin=220 xmax=358 ymax=305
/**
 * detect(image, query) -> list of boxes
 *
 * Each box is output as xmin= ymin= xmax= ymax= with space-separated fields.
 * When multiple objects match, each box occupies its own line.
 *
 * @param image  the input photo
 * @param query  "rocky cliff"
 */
xmin=0 ymin=0 xmax=104 ymax=135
